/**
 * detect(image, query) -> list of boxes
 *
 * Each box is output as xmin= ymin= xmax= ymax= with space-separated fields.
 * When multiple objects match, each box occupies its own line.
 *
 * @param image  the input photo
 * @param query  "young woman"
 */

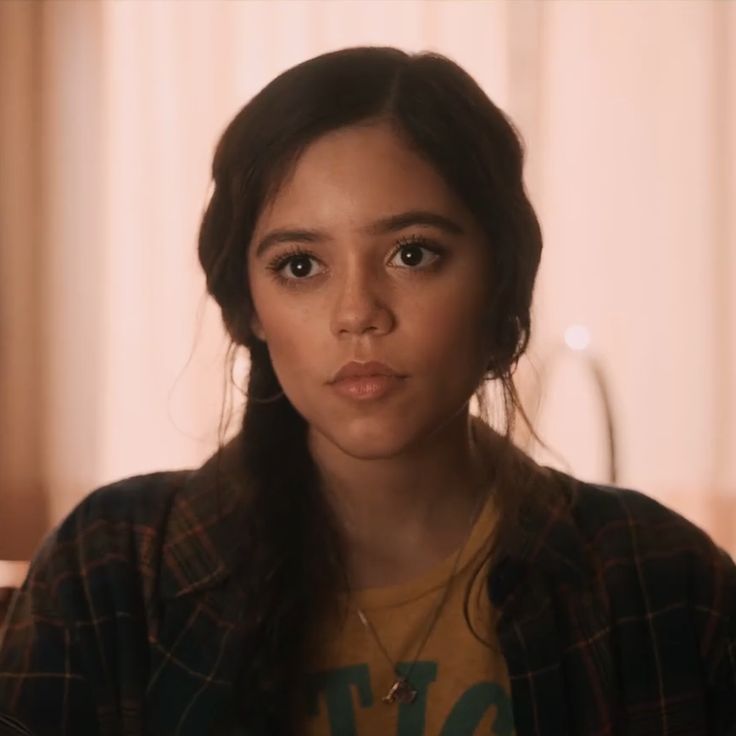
xmin=0 ymin=46 xmax=734 ymax=736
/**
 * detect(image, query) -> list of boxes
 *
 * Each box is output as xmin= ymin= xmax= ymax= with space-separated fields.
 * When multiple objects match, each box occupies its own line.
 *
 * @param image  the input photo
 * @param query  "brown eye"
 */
xmin=284 ymin=254 xmax=316 ymax=278
xmin=390 ymin=235 xmax=443 ymax=270
xmin=266 ymin=248 xmax=324 ymax=285
xmin=396 ymin=244 xmax=429 ymax=267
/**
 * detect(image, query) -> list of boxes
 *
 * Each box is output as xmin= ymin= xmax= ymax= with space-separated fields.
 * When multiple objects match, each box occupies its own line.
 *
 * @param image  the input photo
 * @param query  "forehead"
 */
xmin=252 ymin=123 xmax=472 ymax=236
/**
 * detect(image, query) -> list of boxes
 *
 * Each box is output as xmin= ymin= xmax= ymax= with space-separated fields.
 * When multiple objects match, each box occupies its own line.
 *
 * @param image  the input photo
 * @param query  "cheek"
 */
xmin=263 ymin=309 xmax=312 ymax=356
xmin=410 ymin=289 xmax=489 ymax=362
xmin=256 ymin=302 xmax=321 ymax=383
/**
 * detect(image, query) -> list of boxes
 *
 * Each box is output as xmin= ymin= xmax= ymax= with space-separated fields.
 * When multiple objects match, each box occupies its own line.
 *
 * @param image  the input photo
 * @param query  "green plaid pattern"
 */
xmin=1 ymin=435 xmax=734 ymax=735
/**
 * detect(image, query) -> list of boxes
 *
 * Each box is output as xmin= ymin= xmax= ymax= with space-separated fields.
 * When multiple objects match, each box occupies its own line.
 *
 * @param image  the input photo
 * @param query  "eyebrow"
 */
xmin=253 ymin=209 xmax=466 ymax=258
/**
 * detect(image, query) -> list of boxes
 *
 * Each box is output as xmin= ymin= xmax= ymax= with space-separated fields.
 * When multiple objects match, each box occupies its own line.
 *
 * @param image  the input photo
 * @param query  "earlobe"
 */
xmin=250 ymin=313 xmax=266 ymax=342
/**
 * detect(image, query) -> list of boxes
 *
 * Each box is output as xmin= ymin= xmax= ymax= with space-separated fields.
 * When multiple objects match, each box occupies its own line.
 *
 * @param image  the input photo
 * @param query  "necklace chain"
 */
xmin=353 ymin=476 xmax=492 ymax=705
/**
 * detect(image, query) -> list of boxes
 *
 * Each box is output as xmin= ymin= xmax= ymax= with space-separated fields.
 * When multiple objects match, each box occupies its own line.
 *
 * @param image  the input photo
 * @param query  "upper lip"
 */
xmin=331 ymin=361 xmax=403 ymax=383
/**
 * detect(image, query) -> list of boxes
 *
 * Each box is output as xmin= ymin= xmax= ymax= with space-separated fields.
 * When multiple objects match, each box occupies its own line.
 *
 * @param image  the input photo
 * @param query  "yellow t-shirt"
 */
xmin=303 ymin=491 xmax=516 ymax=736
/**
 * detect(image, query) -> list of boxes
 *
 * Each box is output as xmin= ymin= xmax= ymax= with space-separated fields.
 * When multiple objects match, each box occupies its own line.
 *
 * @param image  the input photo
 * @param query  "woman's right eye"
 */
xmin=266 ymin=249 xmax=324 ymax=285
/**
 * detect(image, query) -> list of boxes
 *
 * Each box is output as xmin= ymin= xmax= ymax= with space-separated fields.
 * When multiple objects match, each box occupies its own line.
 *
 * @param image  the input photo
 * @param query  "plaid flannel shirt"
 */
xmin=1 ymin=434 xmax=735 ymax=736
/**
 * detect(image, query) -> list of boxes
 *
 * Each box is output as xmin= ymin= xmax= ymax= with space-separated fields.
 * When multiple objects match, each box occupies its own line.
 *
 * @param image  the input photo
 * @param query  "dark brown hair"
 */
xmin=198 ymin=45 xmax=547 ymax=733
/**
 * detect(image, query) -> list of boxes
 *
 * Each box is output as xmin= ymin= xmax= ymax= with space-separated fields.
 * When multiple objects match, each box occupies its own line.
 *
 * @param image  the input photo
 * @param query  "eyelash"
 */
xmin=265 ymin=234 xmax=445 ymax=287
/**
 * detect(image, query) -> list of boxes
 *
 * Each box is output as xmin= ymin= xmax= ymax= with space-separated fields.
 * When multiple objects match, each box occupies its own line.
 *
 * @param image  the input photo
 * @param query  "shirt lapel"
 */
xmin=151 ymin=433 xmax=254 ymax=734
xmin=488 ymin=466 xmax=619 ymax=735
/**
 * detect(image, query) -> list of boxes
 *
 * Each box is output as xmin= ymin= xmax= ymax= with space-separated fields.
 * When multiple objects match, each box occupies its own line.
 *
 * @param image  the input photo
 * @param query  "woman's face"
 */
xmin=247 ymin=121 xmax=494 ymax=458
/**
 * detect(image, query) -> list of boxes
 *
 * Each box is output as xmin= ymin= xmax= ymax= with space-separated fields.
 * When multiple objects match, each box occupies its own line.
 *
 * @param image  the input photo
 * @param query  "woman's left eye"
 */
xmin=389 ymin=235 xmax=443 ymax=270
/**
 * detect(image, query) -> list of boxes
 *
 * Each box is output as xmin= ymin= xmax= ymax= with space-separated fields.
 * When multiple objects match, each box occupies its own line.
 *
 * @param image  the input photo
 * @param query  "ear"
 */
xmin=250 ymin=312 xmax=266 ymax=342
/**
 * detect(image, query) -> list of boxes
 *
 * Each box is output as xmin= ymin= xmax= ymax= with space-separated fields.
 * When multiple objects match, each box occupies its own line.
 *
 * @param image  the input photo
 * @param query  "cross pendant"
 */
xmin=382 ymin=677 xmax=418 ymax=704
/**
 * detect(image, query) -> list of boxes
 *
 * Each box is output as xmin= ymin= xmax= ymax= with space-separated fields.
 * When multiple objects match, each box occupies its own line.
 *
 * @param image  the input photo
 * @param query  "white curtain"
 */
xmin=0 ymin=0 xmax=734 ymax=561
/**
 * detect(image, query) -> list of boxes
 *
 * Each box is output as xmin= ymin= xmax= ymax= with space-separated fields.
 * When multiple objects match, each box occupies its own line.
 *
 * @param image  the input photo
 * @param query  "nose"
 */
xmin=330 ymin=261 xmax=394 ymax=338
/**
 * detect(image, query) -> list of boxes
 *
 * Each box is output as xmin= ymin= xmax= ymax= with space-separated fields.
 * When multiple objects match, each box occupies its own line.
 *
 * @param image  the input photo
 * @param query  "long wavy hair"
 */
xmin=198 ymin=46 xmax=548 ymax=734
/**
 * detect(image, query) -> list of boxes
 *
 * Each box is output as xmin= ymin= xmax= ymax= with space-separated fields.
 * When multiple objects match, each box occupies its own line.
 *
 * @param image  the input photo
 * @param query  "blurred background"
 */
xmin=0 ymin=0 xmax=734 ymax=585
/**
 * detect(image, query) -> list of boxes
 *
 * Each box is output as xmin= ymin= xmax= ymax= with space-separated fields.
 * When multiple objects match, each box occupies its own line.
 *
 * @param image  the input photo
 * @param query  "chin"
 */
xmin=334 ymin=442 xmax=409 ymax=462
xmin=314 ymin=415 xmax=418 ymax=459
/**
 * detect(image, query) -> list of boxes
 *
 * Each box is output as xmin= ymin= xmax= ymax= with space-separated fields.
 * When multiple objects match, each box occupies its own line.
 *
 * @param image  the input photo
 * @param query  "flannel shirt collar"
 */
xmin=160 ymin=432 xmax=250 ymax=599
xmin=484 ymin=455 xmax=594 ymax=614
xmin=513 ymin=466 xmax=589 ymax=590
xmin=159 ymin=433 xmax=591 ymax=602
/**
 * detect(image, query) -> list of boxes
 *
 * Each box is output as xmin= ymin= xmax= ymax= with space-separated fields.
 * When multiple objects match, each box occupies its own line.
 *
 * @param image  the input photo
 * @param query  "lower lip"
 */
xmin=331 ymin=375 xmax=404 ymax=400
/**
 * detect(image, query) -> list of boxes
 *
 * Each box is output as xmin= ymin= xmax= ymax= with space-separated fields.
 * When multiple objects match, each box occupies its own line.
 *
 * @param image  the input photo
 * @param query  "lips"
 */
xmin=331 ymin=360 xmax=402 ymax=383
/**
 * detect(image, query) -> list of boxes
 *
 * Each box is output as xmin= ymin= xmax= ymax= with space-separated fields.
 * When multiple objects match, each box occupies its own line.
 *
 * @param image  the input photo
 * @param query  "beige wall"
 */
xmin=0 ymin=0 xmax=734 ymax=561
xmin=0 ymin=1 xmax=48 ymax=557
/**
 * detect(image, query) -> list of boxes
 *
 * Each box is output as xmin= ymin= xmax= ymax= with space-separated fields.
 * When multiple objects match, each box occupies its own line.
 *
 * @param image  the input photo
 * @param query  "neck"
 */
xmin=308 ymin=411 xmax=500 ymax=589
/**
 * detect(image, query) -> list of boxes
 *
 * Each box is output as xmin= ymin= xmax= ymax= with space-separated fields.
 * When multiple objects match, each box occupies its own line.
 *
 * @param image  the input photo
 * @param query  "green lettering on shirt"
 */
xmin=305 ymin=664 xmax=373 ymax=735
xmin=439 ymin=682 xmax=515 ymax=735
xmin=306 ymin=662 xmax=514 ymax=735
xmin=395 ymin=661 xmax=438 ymax=736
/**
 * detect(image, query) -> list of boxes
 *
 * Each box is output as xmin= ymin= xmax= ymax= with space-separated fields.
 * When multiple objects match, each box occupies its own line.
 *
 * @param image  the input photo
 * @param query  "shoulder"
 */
xmin=0 ymin=470 xmax=205 ymax=731
xmin=25 ymin=469 xmax=193 ymax=622
xmin=65 ymin=466 xmax=187 ymax=531
xmin=57 ymin=468 xmax=188 ymax=538
xmin=23 ymin=434 xmax=250 ymax=621
xmin=566 ymin=477 xmax=733 ymax=575
xmin=516 ymin=464 xmax=736 ymax=598
xmin=556 ymin=473 xmax=736 ymax=664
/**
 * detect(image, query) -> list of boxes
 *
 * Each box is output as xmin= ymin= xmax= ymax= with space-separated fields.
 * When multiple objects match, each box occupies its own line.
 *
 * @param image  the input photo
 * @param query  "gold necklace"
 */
xmin=353 ymin=480 xmax=491 ymax=705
